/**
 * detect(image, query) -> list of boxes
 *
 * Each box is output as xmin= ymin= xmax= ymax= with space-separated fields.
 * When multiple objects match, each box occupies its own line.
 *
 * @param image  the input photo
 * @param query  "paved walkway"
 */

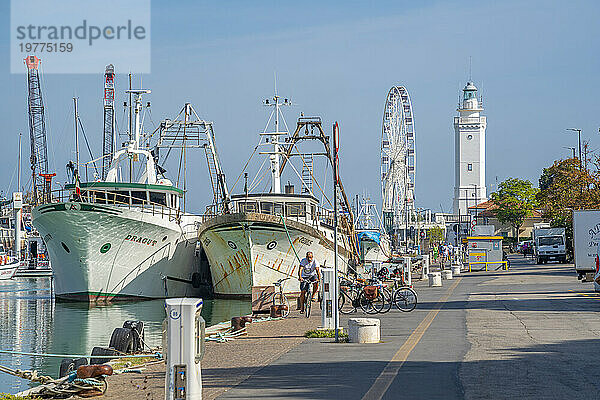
xmin=218 ymin=257 xmax=600 ymax=400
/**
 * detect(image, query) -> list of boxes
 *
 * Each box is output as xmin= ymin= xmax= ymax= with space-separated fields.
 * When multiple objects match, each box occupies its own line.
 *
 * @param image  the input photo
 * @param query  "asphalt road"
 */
xmin=218 ymin=257 xmax=600 ymax=400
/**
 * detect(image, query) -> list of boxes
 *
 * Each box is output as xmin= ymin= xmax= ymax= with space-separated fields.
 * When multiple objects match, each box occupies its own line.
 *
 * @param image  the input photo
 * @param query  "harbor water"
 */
xmin=0 ymin=277 xmax=250 ymax=394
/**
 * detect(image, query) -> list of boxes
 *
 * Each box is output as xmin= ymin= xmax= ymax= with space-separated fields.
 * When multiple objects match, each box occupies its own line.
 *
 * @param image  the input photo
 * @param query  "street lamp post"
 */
xmin=567 ymin=128 xmax=582 ymax=168
xmin=563 ymin=146 xmax=576 ymax=159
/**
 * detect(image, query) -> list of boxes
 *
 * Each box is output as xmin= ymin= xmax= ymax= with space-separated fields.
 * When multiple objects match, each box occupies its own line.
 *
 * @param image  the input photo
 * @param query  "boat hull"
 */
xmin=198 ymin=212 xmax=351 ymax=297
xmin=32 ymin=202 xmax=201 ymax=301
xmin=0 ymin=262 xmax=19 ymax=280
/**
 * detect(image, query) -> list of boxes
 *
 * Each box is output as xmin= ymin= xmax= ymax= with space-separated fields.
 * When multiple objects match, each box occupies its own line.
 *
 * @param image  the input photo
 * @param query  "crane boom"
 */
xmin=24 ymin=55 xmax=49 ymax=204
xmin=102 ymin=64 xmax=115 ymax=180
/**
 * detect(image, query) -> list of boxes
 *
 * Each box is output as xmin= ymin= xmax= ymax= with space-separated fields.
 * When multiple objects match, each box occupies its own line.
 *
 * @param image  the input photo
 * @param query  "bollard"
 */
xmin=451 ymin=265 xmax=461 ymax=276
xmin=402 ymin=256 xmax=412 ymax=286
xmin=321 ymin=268 xmax=334 ymax=329
xmin=442 ymin=270 xmax=453 ymax=280
xmin=428 ymin=272 xmax=442 ymax=287
xmin=165 ymin=298 xmax=205 ymax=400
xmin=231 ymin=316 xmax=252 ymax=331
xmin=421 ymin=255 xmax=430 ymax=280
xmin=348 ymin=318 xmax=380 ymax=343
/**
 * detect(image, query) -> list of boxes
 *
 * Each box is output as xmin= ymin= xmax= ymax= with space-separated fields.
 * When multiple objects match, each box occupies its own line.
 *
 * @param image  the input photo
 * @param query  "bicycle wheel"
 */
xmin=339 ymin=287 xmax=357 ymax=314
xmin=393 ymin=287 xmax=417 ymax=312
xmin=358 ymin=290 xmax=385 ymax=314
xmin=305 ymin=291 xmax=312 ymax=318
xmin=378 ymin=287 xmax=393 ymax=314
xmin=273 ymin=292 xmax=290 ymax=318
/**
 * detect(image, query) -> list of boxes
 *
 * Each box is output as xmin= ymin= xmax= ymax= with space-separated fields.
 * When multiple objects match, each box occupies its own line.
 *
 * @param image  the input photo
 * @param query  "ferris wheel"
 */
xmin=380 ymin=86 xmax=416 ymax=234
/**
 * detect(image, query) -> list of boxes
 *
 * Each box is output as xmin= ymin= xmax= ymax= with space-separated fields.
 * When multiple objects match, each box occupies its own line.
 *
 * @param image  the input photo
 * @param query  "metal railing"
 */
xmin=201 ymin=199 xmax=338 ymax=230
xmin=45 ymin=188 xmax=184 ymax=224
xmin=468 ymin=261 xmax=508 ymax=271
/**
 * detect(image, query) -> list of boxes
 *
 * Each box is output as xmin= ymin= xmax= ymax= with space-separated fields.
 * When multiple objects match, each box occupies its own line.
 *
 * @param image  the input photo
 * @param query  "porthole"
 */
xmin=467 ymin=134 xmax=473 ymax=140
xmin=227 ymin=241 xmax=237 ymax=250
xmin=162 ymin=236 xmax=168 ymax=242
xmin=100 ymin=243 xmax=111 ymax=254
xmin=266 ymin=241 xmax=277 ymax=250
xmin=61 ymin=242 xmax=70 ymax=253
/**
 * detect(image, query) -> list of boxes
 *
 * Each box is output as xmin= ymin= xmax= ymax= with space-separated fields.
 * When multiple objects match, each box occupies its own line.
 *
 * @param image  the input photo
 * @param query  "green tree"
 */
xmin=537 ymin=157 xmax=600 ymax=226
xmin=537 ymin=157 xmax=600 ymax=259
xmin=490 ymin=178 xmax=538 ymax=241
xmin=428 ymin=226 xmax=444 ymax=243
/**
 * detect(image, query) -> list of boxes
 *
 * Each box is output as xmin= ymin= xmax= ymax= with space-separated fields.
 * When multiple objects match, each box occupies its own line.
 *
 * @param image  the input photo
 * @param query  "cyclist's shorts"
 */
xmin=300 ymin=275 xmax=318 ymax=291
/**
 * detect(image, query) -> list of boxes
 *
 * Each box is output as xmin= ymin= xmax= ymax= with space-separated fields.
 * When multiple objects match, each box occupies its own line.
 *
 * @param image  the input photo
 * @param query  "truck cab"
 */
xmin=533 ymin=227 xmax=566 ymax=264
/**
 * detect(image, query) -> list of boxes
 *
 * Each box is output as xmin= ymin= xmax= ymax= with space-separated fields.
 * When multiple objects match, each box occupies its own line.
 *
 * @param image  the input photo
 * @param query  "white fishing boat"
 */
xmin=0 ymin=261 xmax=19 ymax=280
xmin=32 ymin=81 xmax=224 ymax=301
xmin=0 ymin=193 xmax=26 ymax=280
xmin=355 ymin=196 xmax=392 ymax=268
xmin=199 ymin=93 xmax=359 ymax=297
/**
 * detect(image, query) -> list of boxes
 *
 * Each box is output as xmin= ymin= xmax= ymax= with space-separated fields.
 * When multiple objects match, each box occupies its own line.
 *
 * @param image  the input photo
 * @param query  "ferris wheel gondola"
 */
xmin=380 ymin=86 xmax=416 ymax=242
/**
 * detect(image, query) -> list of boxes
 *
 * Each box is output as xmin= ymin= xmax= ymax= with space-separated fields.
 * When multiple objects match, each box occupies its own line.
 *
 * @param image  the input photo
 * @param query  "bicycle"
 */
xmin=272 ymin=277 xmax=291 ymax=318
xmin=339 ymin=278 xmax=361 ymax=314
xmin=338 ymin=278 xmax=386 ymax=314
xmin=389 ymin=276 xmax=417 ymax=312
xmin=300 ymin=278 xmax=317 ymax=318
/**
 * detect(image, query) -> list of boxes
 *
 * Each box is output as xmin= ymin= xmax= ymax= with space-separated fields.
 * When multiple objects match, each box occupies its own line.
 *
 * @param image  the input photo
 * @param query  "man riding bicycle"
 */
xmin=298 ymin=251 xmax=320 ymax=313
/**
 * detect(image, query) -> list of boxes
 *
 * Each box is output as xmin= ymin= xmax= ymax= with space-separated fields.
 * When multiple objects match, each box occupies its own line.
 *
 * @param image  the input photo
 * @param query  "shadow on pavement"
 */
xmin=209 ymin=338 xmax=600 ymax=400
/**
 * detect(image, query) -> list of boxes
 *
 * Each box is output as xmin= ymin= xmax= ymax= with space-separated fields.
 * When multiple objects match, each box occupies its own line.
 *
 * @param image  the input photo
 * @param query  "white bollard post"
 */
xmin=428 ymin=272 xmax=442 ymax=287
xmin=321 ymin=268 xmax=334 ymax=330
xmin=451 ymin=265 xmax=461 ymax=276
xmin=403 ymin=256 xmax=412 ymax=286
xmin=348 ymin=318 xmax=380 ymax=343
xmin=442 ymin=269 xmax=453 ymax=280
xmin=165 ymin=298 xmax=205 ymax=400
xmin=421 ymin=254 xmax=430 ymax=280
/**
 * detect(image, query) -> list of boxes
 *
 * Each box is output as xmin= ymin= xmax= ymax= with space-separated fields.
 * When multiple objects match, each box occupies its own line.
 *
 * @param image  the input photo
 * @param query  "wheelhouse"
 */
xmin=64 ymin=182 xmax=184 ymax=210
xmin=230 ymin=193 xmax=334 ymax=228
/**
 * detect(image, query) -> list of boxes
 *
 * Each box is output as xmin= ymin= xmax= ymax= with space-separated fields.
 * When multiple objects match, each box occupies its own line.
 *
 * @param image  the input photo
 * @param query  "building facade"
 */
xmin=453 ymin=81 xmax=488 ymax=215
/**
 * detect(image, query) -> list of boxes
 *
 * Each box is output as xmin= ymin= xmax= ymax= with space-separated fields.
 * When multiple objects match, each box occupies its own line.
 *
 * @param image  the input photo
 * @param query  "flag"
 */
xmin=75 ymin=170 xmax=81 ymax=197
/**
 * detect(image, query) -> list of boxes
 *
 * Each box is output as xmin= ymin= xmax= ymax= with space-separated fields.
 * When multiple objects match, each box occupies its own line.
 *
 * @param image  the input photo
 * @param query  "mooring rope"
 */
xmin=279 ymin=215 xmax=302 ymax=263
xmin=0 ymin=349 xmax=163 ymax=359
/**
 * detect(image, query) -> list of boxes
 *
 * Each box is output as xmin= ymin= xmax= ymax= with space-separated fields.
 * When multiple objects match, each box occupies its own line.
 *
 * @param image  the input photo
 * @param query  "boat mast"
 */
xmin=128 ymin=74 xmax=133 ymax=182
xmin=125 ymin=88 xmax=151 ymax=182
xmin=17 ymin=133 xmax=21 ymax=191
xmin=272 ymin=94 xmax=281 ymax=193
xmin=73 ymin=97 xmax=79 ymax=173
xmin=264 ymin=89 xmax=291 ymax=194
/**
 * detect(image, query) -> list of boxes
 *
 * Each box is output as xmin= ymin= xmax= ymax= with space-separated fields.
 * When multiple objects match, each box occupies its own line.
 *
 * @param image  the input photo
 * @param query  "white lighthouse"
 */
xmin=453 ymin=81 xmax=487 ymax=215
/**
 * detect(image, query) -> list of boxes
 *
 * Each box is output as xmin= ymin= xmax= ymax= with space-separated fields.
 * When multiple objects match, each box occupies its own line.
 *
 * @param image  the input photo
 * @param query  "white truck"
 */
xmin=573 ymin=210 xmax=600 ymax=281
xmin=532 ymin=225 xmax=566 ymax=265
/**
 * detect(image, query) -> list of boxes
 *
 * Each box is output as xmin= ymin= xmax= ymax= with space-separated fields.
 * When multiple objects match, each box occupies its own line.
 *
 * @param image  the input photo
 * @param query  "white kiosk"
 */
xmin=165 ymin=298 xmax=205 ymax=400
xmin=321 ymin=268 xmax=334 ymax=329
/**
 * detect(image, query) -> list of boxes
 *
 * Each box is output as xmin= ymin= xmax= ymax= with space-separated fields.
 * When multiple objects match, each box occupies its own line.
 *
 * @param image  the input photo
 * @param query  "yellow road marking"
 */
xmin=568 ymin=290 xmax=600 ymax=299
xmin=362 ymin=277 xmax=462 ymax=400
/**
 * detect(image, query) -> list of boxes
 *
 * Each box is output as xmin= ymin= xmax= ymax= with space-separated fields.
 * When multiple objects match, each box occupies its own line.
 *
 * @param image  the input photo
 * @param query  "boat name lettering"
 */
xmin=124 ymin=235 xmax=157 ymax=246
xmin=298 ymin=237 xmax=312 ymax=246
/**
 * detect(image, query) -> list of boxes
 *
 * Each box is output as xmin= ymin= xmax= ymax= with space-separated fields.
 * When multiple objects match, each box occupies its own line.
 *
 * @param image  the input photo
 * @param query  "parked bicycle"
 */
xmin=272 ymin=277 xmax=291 ymax=318
xmin=338 ymin=277 xmax=387 ymax=314
xmin=389 ymin=276 xmax=417 ymax=312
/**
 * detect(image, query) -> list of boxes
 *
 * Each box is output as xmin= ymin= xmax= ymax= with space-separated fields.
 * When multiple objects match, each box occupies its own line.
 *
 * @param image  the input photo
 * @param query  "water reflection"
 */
xmin=0 ymin=278 xmax=250 ymax=394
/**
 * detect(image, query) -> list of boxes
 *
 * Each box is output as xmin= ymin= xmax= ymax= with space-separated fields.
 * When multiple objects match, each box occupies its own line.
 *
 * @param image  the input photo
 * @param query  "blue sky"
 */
xmin=1 ymin=0 xmax=599 ymax=214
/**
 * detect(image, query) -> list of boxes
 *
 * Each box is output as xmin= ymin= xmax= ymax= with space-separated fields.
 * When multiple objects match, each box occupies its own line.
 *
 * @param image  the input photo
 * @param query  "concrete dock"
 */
xmin=104 ymin=256 xmax=600 ymax=399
